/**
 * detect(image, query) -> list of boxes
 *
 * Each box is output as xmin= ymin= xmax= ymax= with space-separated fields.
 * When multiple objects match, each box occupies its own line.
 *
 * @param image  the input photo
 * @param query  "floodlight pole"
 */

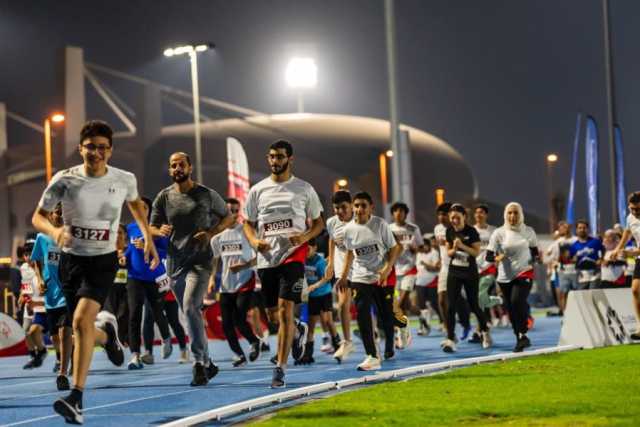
xmin=189 ymin=50 xmax=203 ymax=184
xmin=385 ymin=0 xmax=401 ymax=206
xmin=297 ymin=91 xmax=304 ymax=113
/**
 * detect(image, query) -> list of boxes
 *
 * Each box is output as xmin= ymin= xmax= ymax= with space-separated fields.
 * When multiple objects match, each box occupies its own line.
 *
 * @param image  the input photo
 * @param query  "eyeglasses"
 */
xmin=81 ymin=143 xmax=111 ymax=153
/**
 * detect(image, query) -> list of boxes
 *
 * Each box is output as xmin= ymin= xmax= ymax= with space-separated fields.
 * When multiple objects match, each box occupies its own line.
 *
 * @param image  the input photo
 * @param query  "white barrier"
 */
xmin=0 ymin=312 xmax=26 ymax=357
xmin=559 ymin=288 xmax=637 ymax=349
xmin=159 ymin=344 xmax=578 ymax=427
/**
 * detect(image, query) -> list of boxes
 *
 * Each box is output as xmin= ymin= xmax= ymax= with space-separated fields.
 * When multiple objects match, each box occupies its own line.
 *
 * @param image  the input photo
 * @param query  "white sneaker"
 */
xmin=395 ymin=329 xmax=404 ymax=350
xmin=442 ymin=339 xmax=456 ymax=353
xmin=334 ymin=340 xmax=354 ymax=362
xmin=357 ymin=355 xmax=381 ymax=371
xmin=161 ymin=338 xmax=173 ymax=359
xmin=178 ymin=349 xmax=189 ymax=364
xmin=401 ymin=327 xmax=412 ymax=349
xmin=482 ymin=331 xmax=493 ymax=349
xmin=500 ymin=315 xmax=510 ymax=328
xmin=491 ymin=317 xmax=500 ymax=328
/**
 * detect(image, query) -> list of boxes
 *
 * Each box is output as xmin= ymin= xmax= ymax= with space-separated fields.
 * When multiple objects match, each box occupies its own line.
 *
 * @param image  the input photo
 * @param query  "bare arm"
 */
xmin=127 ymin=199 xmax=160 ymax=270
xmin=379 ymin=243 xmax=402 ymax=285
xmin=208 ymin=256 xmax=220 ymax=294
xmin=290 ymin=216 xmax=325 ymax=247
xmin=324 ymin=238 xmax=336 ymax=281
xmin=336 ymin=250 xmax=354 ymax=290
xmin=243 ymin=221 xmax=271 ymax=253
xmin=32 ymin=208 xmax=65 ymax=247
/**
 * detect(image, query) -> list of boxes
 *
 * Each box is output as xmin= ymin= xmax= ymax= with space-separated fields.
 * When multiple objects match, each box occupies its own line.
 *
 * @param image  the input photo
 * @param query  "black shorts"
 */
xmin=59 ymin=251 xmax=119 ymax=316
xmin=634 ymin=262 xmax=640 ymax=280
xmin=308 ymin=293 xmax=333 ymax=316
xmin=258 ymin=262 xmax=305 ymax=308
xmin=250 ymin=290 xmax=265 ymax=309
xmin=46 ymin=306 xmax=71 ymax=331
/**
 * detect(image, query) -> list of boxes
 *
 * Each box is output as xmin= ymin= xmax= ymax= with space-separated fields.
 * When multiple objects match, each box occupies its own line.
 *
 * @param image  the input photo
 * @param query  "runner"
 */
xmin=103 ymin=224 xmax=129 ymax=347
xmin=141 ymin=290 xmax=189 ymax=364
xmin=325 ymin=190 xmax=355 ymax=363
xmin=546 ymin=222 xmax=577 ymax=315
xmin=415 ymin=236 xmax=441 ymax=335
xmin=19 ymin=238 xmax=47 ymax=369
xmin=243 ymin=140 xmax=324 ymax=388
xmin=30 ymin=204 xmax=73 ymax=390
xmin=570 ymin=220 xmax=604 ymax=290
xmin=32 ymin=120 xmax=160 ymax=424
xmin=337 ymin=191 xmax=402 ymax=370
xmin=125 ymin=197 xmax=174 ymax=370
xmin=442 ymin=203 xmax=491 ymax=352
xmin=150 ymin=151 xmax=234 ymax=386
xmin=487 ymin=202 xmax=539 ymax=352
xmin=611 ymin=191 xmax=640 ymax=340
xmin=389 ymin=202 xmax=423 ymax=349
xmin=209 ymin=198 xmax=261 ymax=368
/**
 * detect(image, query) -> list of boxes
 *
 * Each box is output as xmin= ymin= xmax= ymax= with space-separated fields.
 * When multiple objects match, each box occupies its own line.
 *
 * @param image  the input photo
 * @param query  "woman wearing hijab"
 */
xmin=486 ymin=202 xmax=539 ymax=352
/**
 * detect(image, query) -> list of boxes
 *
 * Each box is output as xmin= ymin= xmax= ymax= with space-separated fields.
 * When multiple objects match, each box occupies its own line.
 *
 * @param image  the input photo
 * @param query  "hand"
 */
xmin=207 ymin=280 xmax=215 ymax=295
xmin=254 ymin=239 xmax=271 ymax=253
xmin=144 ymin=238 xmax=160 ymax=270
xmin=378 ymin=264 xmax=392 ymax=286
xmin=132 ymin=237 xmax=145 ymax=250
xmin=307 ymin=283 xmax=319 ymax=293
xmin=230 ymin=261 xmax=247 ymax=274
xmin=289 ymin=234 xmax=307 ymax=247
xmin=158 ymin=224 xmax=173 ymax=237
xmin=494 ymin=254 xmax=505 ymax=263
xmin=453 ymin=238 xmax=463 ymax=249
xmin=118 ymin=254 xmax=127 ymax=267
xmin=193 ymin=231 xmax=212 ymax=248
xmin=53 ymin=226 xmax=72 ymax=248
xmin=38 ymin=282 xmax=47 ymax=295
xmin=336 ymin=277 xmax=348 ymax=290
xmin=323 ymin=266 xmax=335 ymax=282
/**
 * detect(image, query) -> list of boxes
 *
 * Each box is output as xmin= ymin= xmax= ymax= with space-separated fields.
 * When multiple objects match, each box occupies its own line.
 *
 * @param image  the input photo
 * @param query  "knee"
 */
xmin=632 ymin=280 xmax=640 ymax=297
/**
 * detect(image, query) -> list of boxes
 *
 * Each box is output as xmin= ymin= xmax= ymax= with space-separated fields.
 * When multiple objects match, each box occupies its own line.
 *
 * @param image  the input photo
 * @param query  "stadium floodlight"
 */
xmin=547 ymin=153 xmax=558 ymax=163
xmin=386 ymin=150 xmax=394 ymax=158
xmin=286 ymin=57 xmax=317 ymax=113
xmin=163 ymin=42 xmax=215 ymax=183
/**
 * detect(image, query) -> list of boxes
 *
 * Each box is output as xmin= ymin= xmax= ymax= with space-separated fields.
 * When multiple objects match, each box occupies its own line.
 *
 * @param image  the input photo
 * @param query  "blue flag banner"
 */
xmin=585 ymin=117 xmax=599 ymax=236
xmin=614 ymin=125 xmax=627 ymax=226
xmin=566 ymin=113 xmax=581 ymax=225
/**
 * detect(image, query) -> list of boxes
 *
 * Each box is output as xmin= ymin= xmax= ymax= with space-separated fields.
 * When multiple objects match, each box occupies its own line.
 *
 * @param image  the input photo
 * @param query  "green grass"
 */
xmin=253 ymin=346 xmax=640 ymax=427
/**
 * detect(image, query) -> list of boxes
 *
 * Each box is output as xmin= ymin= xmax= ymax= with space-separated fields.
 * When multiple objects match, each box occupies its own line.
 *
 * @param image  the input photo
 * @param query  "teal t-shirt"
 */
xmin=305 ymin=254 xmax=331 ymax=297
xmin=30 ymin=233 xmax=66 ymax=309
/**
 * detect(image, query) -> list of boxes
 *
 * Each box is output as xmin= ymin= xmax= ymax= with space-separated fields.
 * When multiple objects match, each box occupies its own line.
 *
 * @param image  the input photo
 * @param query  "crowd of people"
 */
xmin=10 ymin=119 xmax=640 ymax=424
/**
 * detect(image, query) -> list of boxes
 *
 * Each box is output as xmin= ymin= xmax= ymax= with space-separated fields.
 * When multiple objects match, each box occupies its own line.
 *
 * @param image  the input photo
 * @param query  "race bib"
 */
xmin=47 ymin=251 xmax=61 ymax=265
xmin=155 ymin=273 xmax=172 ymax=293
xmin=263 ymin=218 xmax=294 ymax=237
xmin=70 ymin=219 xmax=111 ymax=249
xmin=355 ymin=244 xmax=379 ymax=257
xmin=221 ymin=242 xmax=243 ymax=257
xmin=452 ymin=251 xmax=470 ymax=267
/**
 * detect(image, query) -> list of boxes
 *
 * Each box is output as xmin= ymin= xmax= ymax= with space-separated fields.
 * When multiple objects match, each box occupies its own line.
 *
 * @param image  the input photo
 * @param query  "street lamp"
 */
xmin=379 ymin=150 xmax=394 ymax=215
xmin=546 ymin=153 xmax=559 ymax=232
xmin=285 ymin=57 xmax=317 ymax=113
xmin=44 ymin=113 xmax=65 ymax=182
xmin=164 ymin=42 xmax=215 ymax=183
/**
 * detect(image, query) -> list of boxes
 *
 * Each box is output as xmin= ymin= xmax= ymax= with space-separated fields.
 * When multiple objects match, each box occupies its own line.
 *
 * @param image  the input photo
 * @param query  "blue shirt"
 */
xmin=125 ymin=222 xmax=168 ymax=282
xmin=570 ymin=237 xmax=604 ymax=271
xmin=305 ymin=254 xmax=331 ymax=297
xmin=30 ymin=233 xmax=66 ymax=309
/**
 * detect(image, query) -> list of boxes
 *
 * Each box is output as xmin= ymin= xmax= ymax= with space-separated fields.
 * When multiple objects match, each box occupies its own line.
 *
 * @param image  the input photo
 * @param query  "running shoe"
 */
xmin=333 ymin=340 xmax=354 ymax=363
xmin=441 ymin=339 xmax=457 ymax=353
xmin=56 ymin=375 xmax=70 ymax=391
xmin=128 ymin=355 xmax=144 ymax=370
xmin=260 ymin=340 xmax=271 ymax=353
xmin=53 ymin=360 xmax=61 ymax=373
xmin=141 ymin=353 xmax=155 ymax=365
xmin=630 ymin=330 xmax=640 ymax=341
xmin=384 ymin=350 xmax=395 ymax=360
xmin=401 ymin=327 xmax=412 ymax=349
xmin=249 ymin=342 xmax=261 ymax=362
xmin=22 ymin=355 xmax=36 ymax=370
xmin=232 ymin=355 xmax=247 ymax=368
xmin=468 ymin=331 xmax=482 ymax=344
xmin=178 ymin=349 xmax=189 ymax=364
xmin=31 ymin=349 xmax=47 ymax=368
xmin=513 ymin=334 xmax=531 ymax=353
xmin=500 ymin=314 xmax=510 ymax=328
xmin=295 ymin=342 xmax=315 ymax=365
xmin=190 ymin=362 xmax=208 ymax=386
xmin=291 ymin=321 xmax=308 ymax=361
xmin=270 ymin=355 xmax=278 ymax=365
xmin=461 ymin=325 xmax=472 ymax=341
xmin=357 ymin=355 xmax=381 ymax=371
xmin=395 ymin=329 xmax=404 ymax=350
xmin=418 ymin=316 xmax=431 ymax=336
xmin=331 ymin=334 xmax=341 ymax=352
xmin=271 ymin=367 xmax=285 ymax=388
xmin=481 ymin=331 xmax=493 ymax=349
xmin=320 ymin=335 xmax=332 ymax=353
xmin=53 ymin=394 xmax=83 ymax=424
xmin=161 ymin=338 xmax=173 ymax=359
xmin=95 ymin=311 xmax=124 ymax=367
xmin=205 ymin=359 xmax=219 ymax=380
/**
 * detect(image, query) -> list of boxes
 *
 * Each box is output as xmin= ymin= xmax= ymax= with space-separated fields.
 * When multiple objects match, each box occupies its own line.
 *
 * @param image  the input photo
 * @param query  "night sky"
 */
xmin=1 ymin=0 xmax=638 ymax=228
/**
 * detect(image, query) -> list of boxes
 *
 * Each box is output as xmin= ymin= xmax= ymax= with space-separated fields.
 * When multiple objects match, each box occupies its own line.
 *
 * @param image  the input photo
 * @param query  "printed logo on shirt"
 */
xmin=355 ymin=244 xmax=379 ymax=257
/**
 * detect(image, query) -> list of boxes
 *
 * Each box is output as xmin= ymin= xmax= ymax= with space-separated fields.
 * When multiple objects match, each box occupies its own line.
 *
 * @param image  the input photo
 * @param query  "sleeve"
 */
xmin=125 ymin=172 xmax=139 ymax=202
xmin=209 ymin=189 xmax=228 ymax=220
xmin=487 ymin=229 xmax=500 ymax=253
xmin=414 ymin=226 xmax=424 ymax=246
xmin=150 ymin=191 xmax=167 ymax=227
xmin=527 ymin=227 xmax=538 ymax=247
xmin=38 ymin=171 xmax=66 ymax=211
xmin=210 ymin=236 xmax=221 ymax=258
xmin=305 ymin=185 xmax=323 ymax=220
xmin=244 ymin=188 xmax=259 ymax=223
xmin=381 ymin=221 xmax=398 ymax=250
xmin=30 ymin=235 xmax=45 ymax=263
xmin=467 ymin=227 xmax=481 ymax=245
xmin=343 ymin=229 xmax=354 ymax=251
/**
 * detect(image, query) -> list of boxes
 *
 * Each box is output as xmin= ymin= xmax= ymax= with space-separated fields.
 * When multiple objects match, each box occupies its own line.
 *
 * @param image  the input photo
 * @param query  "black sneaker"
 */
xmin=384 ymin=350 xmax=395 ymax=360
xmin=249 ymin=342 xmax=261 ymax=362
xmin=270 ymin=355 xmax=278 ymax=365
xmin=630 ymin=331 xmax=640 ymax=341
xmin=291 ymin=321 xmax=308 ymax=361
xmin=53 ymin=394 xmax=83 ymax=424
xmin=96 ymin=312 xmax=124 ymax=367
xmin=295 ymin=342 xmax=315 ymax=365
xmin=331 ymin=334 xmax=341 ymax=352
xmin=232 ymin=355 xmax=247 ymax=368
xmin=513 ymin=335 xmax=531 ymax=353
xmin=261 ymin=341 xmax=271 ymax=352
xmin=190 ymin=363 xmax=208 ymax=386
xmin=205 ymin=359 xmax=219 ymax=380
xmin=56 ymin=375 xmax=70 ymax=391
xmin=53 ymin=361 xmax=61 ymax=373
xmin=468 ymin=331 xmax=482 ymax=344
xmin=271 ymin=367 xmax=285 ymax=388
xmin=33 ymin=349 xmax=47 ymax=368
xmin=23 ymin=357 xmax=36 ymax=370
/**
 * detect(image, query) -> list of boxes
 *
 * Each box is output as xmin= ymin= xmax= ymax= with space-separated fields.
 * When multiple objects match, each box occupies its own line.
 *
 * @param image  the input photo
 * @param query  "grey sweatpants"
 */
xmin=171 ymin=265 xmax=211 ymax=364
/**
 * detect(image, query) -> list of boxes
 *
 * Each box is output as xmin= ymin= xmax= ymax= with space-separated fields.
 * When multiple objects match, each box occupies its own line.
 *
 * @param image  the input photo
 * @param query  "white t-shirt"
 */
xmin=389 ymin=222 xmax=424 ymax=276
xmin=38 ymin=165 xmax=139 ymax=256
xmin=474 ymin=224 xmax=496 ymax=273
xmin=20 ymin=263 xmax=45 ymax=313
xmin=210 ymin=223 xmax=256 ymax=293
xmin=244 ymin=175 xmax=323 ymax=269
xmin=488 ymin=225 xmax=538 ymax=283
xmin=343 ymin=215 xmax=397 ymax=284
xmin=434 ymin=223 xmax=450 ymax=274
xmin=416 ymin=249 xmax=439 ymax=287
xmin=326 ymin=215 xmax=353 ymax=281
xmin=627 ymin=214 xmax=640 ymax=250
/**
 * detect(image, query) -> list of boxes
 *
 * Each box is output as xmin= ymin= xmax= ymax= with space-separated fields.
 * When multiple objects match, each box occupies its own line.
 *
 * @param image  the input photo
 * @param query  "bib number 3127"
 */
xmin=71 ymin=226 xmax=109 ymax=241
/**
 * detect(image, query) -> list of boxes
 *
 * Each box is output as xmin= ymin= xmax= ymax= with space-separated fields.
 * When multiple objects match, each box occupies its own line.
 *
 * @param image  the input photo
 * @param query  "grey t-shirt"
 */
xmin=151 ymin=184 xmax=227 ymax=277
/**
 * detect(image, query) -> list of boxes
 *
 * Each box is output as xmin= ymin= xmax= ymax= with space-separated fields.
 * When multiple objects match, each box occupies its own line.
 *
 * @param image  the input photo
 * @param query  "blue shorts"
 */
xmin=32 ymin=312 xmax=48 ymax=333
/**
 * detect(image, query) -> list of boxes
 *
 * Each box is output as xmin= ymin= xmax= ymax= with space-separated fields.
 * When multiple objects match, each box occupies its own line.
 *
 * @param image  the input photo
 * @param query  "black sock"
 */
xmin=70 ymin=387 xmax=83 ymax=403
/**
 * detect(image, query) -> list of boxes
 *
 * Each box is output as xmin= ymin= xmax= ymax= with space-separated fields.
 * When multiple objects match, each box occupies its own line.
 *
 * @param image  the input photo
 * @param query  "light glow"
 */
xmin=547 ymin=153 xmax=558 ymax=163
xmin=286 ymin=57 xmax=317 ymax=89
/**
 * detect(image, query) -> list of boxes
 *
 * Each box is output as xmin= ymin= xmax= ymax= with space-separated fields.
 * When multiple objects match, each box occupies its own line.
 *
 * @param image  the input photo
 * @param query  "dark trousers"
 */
xmin=416 ymin=286 xmax=443 ymax=322
xmin=143 ymin=298 xmax=187 ymax=353
xmin=220 ymin=292 xmax=260 ymax=357
xmin=104 ymin=284 xmax=129 ymax=346
xmin=499 ymin=279 xmax=532 ymax=337
xmin=127 ymin=278 xmax=171 ymax=354
xmin=446 ymin=274 xmax=487 ymax=340
xmin=353 ymin=283 xmax=395 ymax=357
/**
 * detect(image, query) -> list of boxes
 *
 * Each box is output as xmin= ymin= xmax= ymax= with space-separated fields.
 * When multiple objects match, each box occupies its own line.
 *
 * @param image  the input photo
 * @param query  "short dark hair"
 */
xmin=308 ymin=238 xmax=318 ymax=247
xmin=16 ymin=245 xmax=25 ymax=259
xmin=332 ymin=190 xmax=352 ymax=205
xmin=269 ymin=140 xmax=293 ymax=157
xmin=170 ymin=152 xmax=192 ymax=165
xmin=226 ymin=197 xmax=240 ymax=205
xmin=576 ymin=219 xmax=589 ymax=228
xmin=475 ymin=204 xmax=489 ymax=214
xmin=80 ymin=120 xmax=113 ymax=146
xmin=390 ymin=202 xmax=409 ymax=215
xmin=450 ymin=203 xmax=467 ymax=215
xmin=353 ymin=191 xmax=373 ymax=205
xmin=628 ymin=191 xmax=640 ymax=205
xmin=436 ymin=202 xmax=452 ymax=214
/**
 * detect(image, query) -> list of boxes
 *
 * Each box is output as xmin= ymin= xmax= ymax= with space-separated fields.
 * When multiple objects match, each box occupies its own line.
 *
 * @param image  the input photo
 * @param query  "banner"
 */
xmin=585 ymin=117 xmax=599 ymax=235
xmin=614 ymin=126 xmax=627 ymax=226
xmin=226 ymin=137 xmax=250 ymax=211
xmin=566 ymin=113 xmax=581 ymax=225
